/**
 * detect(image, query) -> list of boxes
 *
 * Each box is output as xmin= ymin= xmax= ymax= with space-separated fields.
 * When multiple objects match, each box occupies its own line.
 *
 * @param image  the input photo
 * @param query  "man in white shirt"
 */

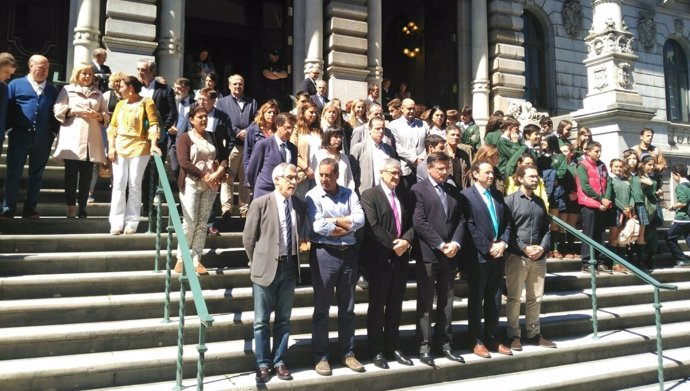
xmin=389 ymin=98 xmax=428 ymax=192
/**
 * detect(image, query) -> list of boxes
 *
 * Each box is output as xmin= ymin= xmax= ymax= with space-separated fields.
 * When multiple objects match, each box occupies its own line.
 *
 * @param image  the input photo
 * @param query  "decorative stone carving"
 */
xmin=506 ymin=99 xmax=548 ymax=126
xmin=471 ymin=79 xmax=490 ymax=93
xmin=617 ymin=61 xmax=633 ymax=89
xmin=586 ymin=32 xmax=633 ymax=57
xmin=73 ymin=27 xmax=101 ymax=45
xmin=562 ymin=0 xmax=584 ymax=38
xmin=157 ymin=38 xmax=181 ymax=55
xmin=638 ymin=10 xmax=656 ymax=51
xmin=593 ymin=67 xmax=608 ymax=90
xmin=675 ymin=19 xmax=685 ymax=35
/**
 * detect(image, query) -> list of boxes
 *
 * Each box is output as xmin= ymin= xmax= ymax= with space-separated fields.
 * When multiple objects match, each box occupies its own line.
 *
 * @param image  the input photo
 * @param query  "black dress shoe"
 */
xmin=442 ymin=349 xmax=465 ymax=363
xmin=419 ymin=352 xmax=435 ymax=367
xmin=372 ymin=353 xmax=389 ymax=369
xmin=274 ymin=364 xmax=292 ymax=380
xmin=392 ymin=350 xmax=413 ymax=366
xmin=255 ymin=367 xmax=271 ymax=383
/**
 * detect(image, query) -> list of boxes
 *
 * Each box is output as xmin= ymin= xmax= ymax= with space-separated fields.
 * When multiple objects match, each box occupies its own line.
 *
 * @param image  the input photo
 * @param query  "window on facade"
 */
xmin=664 ymin=40 xmax=689 ymax=123
xmin=522 ymin=11 xmax=551 ymax=112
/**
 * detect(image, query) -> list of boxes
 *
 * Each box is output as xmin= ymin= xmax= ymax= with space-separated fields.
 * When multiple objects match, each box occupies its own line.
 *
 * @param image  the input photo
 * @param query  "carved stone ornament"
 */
xmin=593 ymin=66 xmax=608 ymax=90
xmin=506 ymin=100 xmax=548 ymax=124
xmin=617 ymin=61 xmax=633 ymax=89
xmin=637 ymin=10 xmax=656 ymax=51
xmin=676 ymin=19 xmax=685 ymax=35
xmin=562 ymin=0 xmax=584 ymax=38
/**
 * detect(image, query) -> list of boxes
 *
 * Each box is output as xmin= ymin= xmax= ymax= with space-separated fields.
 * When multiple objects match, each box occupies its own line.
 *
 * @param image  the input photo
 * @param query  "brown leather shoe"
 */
xmin=174 ymin=261 xmax=183 ymax=274
xmin=509 ymin=337 xmax=522 ymax=351
xmin=315 ymin=359 xmax=332 ymax=376
xmin=255 ymin=367 xmax=271 ymax=383
xmin=495 ymin=343 xmax=513 ymax=356
xmin=551 ymin=250 xmax=564 ymax=259
xmin=342 ymin=355 xmax=365 ymax=372
xmin=195 ymin=263 xmax=208 ymax=275
xmin=473 ymin=343 xmax=491 ymax=358
xmin=526 ymin=334 xmax=557 ymax=348
xmin=274 ymin=365 xmax=292 ymax=380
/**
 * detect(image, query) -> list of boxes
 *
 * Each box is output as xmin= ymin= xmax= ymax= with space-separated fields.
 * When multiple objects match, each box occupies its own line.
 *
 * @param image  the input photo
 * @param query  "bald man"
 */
xmin=1 ymin=55 xmax=59 ymax=219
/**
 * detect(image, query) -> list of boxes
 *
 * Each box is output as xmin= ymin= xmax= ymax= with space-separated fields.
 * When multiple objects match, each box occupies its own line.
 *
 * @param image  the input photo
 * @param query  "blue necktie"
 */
xmin=284 ymin=199 xmax=292 ymax=258
xmin=176 ymin=100 xmax=188 ymax=134
xmin=280 ymin=142 xmax=287 ymax=162
xmin=484 ymin=189 xmax=499 ymax=238
xmin=436 ymin=184 xmax=448 ymax=216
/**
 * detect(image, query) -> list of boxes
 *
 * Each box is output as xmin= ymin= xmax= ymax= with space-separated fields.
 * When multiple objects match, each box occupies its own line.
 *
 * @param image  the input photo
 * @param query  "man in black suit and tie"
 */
xmin=91 ymin=48 xmax=111 ymax=93
xmin=461 ymin=160 xmax=513 ymax=358
xmin=246 ymin=113 xmax=298 ymax=200
xmin=310 ymin=80 xmax=329 ymax=114
xmin=361 ymin=158 xmax=414 ymax=369
xmin=411 ymin=152 xmax=465 ymax=367
xmin=299 ymin=65 xmax=320 ymax=96
xmin=168 ymin=78 xmax=193 ymax=181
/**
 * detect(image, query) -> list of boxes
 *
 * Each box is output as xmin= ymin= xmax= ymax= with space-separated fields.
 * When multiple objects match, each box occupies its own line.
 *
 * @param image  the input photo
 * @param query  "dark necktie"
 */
xmin=284 ymin=199 xmax=292 ymax=258
xmin=280 ymin=142 xmax=287 ymax=162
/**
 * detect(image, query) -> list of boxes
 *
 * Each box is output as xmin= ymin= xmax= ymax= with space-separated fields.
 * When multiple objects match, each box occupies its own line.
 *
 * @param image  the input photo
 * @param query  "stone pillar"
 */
xmin=72 ymin=0 xmax=101 ymax=67
xmin=102 ymin=0 xmax=158 ymax=75
xmin=293 ymin=0 xmax=306 ymax=93
xmin=471 ymin=0 xmax=490 ymax=136
xmin=572 ymin=0 xmax=655 ymax=168
xmin=487 ymin=0 xmax=525 ymax=113
xmin=366 ymin=0 xmax=383 ymax=91
xmin=304 ymin=0 xmax=324 ymax=77
xmin=157 ymin=0 xmax=184 ymax=81
xmin=324 ymin=0 xmax=370 ymax=103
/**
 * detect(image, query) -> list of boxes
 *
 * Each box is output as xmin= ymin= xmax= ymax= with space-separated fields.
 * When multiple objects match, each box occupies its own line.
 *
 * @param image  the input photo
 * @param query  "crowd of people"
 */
xmin=1 ymin=49 xmax=689 ymax=384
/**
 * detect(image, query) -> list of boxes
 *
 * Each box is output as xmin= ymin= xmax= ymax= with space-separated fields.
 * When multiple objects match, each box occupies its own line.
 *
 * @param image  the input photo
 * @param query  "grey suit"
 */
xmin=349 ymin=139 xmax=397 ymax=195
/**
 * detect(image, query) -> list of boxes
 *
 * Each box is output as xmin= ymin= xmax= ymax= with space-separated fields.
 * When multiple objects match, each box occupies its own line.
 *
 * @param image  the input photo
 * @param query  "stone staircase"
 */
xmin=1 ymin=155 xmax=690 ymax=391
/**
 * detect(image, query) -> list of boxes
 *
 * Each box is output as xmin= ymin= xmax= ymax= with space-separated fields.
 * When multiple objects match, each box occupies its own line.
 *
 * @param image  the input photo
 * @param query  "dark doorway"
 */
xmin=382 ymin=0 xmax=458 ymax=110
xmin=184 ymin=0 xmax=292 ymax=105
xmin=0 ymin=0 xmax=70 ymax=81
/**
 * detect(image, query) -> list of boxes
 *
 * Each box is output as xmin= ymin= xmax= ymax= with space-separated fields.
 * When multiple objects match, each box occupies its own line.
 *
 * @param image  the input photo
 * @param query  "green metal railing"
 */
xmin=550 ymin=215 xmax=677 ymax=391
xmin=151 ymin=154 xmax=214 ymax=391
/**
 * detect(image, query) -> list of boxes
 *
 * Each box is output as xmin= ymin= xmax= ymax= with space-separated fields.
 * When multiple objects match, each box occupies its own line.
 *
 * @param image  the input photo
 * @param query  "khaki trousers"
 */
xmin=505 ymin=253 xmax=546 ymax=339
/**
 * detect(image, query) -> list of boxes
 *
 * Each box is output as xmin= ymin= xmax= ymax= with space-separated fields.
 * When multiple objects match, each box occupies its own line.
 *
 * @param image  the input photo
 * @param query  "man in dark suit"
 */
xmin=299 ymin=65 xmax=320 ymax=96
xmin=349 ymin=117 xmax=397 ymax=195
xmin=310 ymin=80 xmax=329 ymax=114
xmin=361 ymin=158 xmax=414 ymax=369
xmin=91 ymin=48 xmax=111 ymax=93
xmin=216 ymin=74 xmax=257 ymax=218
xmin=411 ymin=152 xmax=465 ymax=366
xmin=0 ymin=52 xmax=17 ymax=157
xmin=246 ymin=113 xmax=297 ymax=200
xmin=168 ymin=78 xmax=193 ymax=181
xmin=243 ymin=163 xmax=308 ymax=383
xmin=1 ymin=55 xmax=59 ymax=219
xmin=461 ymin=160 xmax=513 ymax=358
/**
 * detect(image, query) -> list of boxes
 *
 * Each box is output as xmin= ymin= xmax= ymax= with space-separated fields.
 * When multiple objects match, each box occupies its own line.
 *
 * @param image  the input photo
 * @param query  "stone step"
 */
xmin=0 ymin=232 xmax=243 ymax=253
xmin=1 ymin=286 xmax=688 ymax=361
xmin=6 ymin=322 xmax=688 ymax=391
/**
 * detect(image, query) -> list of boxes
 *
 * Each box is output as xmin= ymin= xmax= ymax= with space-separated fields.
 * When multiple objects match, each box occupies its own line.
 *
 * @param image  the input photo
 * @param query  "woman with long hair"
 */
xmin=320 ymin=101 xmax=353 ymax=153
xmin=53 ymin=63 xmax=109 ymax=218
xmin=572 ymin=127 xmax=592 ymax=162
xmin=174 ymin=104 xmax=227 ymax=275
xmin=293 ymin=101 xmax=321 ymax=198
xmin=347 ymin=99 xmax=367 ymax=129
xmin=313 ymin=128 xmax=354 ymax=190
xmin=107 ymin=76 xmax=161 ymax=235
xmin=426 ymin=105 xmax=446 ymax=138
xmin=243 ymin=100 xmax=279 ymax=176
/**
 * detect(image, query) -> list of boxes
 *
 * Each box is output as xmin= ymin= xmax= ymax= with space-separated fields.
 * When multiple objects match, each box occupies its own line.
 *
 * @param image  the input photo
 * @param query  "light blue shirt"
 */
xmin=306 ymin=185 xmax=365 ymax=245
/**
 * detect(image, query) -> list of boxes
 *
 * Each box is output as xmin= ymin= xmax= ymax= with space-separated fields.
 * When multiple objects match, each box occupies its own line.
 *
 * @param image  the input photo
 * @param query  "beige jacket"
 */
xmin=53 ymin=84 xmax=108 ymax=163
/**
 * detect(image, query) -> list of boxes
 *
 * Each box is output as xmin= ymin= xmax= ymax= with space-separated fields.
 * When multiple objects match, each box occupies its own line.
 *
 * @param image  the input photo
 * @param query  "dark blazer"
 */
xmin=361 ymin=185 xmax=414 ymax=271
xmin=246 ymin=136 xmax=298 ymax=200
xmin=91 ymin=63 xmax=111 ymax=92
xmin=205 ymin=108 xmax=235 ymax=163
xmin=310 ymin=94 xmax=329 ymax=113
xmin=0 ymin=82 xmax=8 ymax=149
xmin=216 ymin=94 xmax=258 ymax=141
xmin=299 ymin=77 xmax=317 ymax=96
xmin=460 ymin=185 xmax=512 ymax=265
xmin=243 ymin=193 xmax=308 ymax=286
xmin=411 ymin=178 xmax=465 ymax=263
xmin=151 ymin=81 xmax=177 ymax=130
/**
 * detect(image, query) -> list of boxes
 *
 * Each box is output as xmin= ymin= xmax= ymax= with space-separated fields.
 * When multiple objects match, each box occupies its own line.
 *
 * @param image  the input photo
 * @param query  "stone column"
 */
xmin=157 ymin=0 xmax=184 ymax=81
xmin=304 ymin=0 xmax=324 ymax=77
xmin=293 ymin=0 xmax=306 ymax=93
xmin=366 ymin=0 xmax=383 ymax=90
xmin=72 ymin=0 xmax=101 ymax=67
xmin=572 ymin=0 xmax=655 ymax=169
xmin=471 ymin=0 xmax=490 ymax=137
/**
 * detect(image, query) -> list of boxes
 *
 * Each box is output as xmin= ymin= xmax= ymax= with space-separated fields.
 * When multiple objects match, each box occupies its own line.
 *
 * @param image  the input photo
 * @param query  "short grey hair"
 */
xmin=137 ymin=59 xmax=157 ymax=75
xmin=380 ymin=158 xmax=401 ymax=173
xmin=316 ymin=80 xmax=327 ymax=88
xmin=92 ymin=48 xmax=107 ymax=58
xmin=272 ymin=163 xmax=297 ymax=184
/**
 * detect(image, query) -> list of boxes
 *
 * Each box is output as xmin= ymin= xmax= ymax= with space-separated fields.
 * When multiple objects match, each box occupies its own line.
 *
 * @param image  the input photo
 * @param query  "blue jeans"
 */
xmin=253 ymin=256 xmax=297 ymax=369
xmin=666 ymin=222 xmax=690 ymax=262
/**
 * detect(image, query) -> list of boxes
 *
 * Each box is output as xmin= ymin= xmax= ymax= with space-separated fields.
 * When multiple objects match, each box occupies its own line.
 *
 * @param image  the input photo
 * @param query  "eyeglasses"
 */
xmin=281 ymin=175 xmax=297 ymax=182
xmin=384 ymin=170 xmax=401 ymax=177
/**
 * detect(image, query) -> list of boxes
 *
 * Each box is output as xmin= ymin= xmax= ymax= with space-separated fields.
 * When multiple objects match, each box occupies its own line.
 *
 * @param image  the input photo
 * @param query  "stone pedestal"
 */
xmin=102 ymin=0 xmax=158 ymax=75
xmin=72 ymin=0 xmax=101 ymax=68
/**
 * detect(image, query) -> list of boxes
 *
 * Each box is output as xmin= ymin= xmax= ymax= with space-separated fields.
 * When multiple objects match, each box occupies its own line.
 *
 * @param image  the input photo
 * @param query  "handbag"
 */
xmin=98 ymin=161 xmax=113 ymax=178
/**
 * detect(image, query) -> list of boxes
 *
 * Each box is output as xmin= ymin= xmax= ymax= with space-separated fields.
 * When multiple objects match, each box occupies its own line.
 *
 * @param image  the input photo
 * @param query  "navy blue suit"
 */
xmin=246 ymin=136 xmax=297 ymax=200
xmin=216 ymin=94 xmax=257 ymax=142
xmin=460 ymin=184 xmax=512 ymax=347
xmin=3 ymin=77 xmax=59 ymax=215
xmin=411 ymin=178 xmax=465 ymax=354
xmin=0 ymin=82 xmax=8 ymax=156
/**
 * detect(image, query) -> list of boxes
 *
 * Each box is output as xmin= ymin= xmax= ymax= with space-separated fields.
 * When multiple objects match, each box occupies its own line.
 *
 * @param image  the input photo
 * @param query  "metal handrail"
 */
xmin=550 ymin=215 xmax=676 ymax=391
xmin=151 ymin=154 xmax=214 ymax=391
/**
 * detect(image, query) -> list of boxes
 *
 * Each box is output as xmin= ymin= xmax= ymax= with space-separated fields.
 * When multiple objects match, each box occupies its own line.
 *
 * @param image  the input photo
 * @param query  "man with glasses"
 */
xmin=300 ymin=65 xmax=320 ymax=96
xmin=360 ymin=158 xmax=414 ymax=369
xmin=168 ymin=78 xmax=193 ymax=181
xmin=349 ymin=117 xmax=397 ymax=195
xmin=411 ymin=152 xmax=465 ymax=366
xmin=390 ymin=98 xmax=428 ymax=193
xmin=246 ymin=113 xmax=297 ymax=200
xmin=243 ymin=163 xmax=308 ymax=383
xmin=306 ymin=158 xmax=366 ymax=376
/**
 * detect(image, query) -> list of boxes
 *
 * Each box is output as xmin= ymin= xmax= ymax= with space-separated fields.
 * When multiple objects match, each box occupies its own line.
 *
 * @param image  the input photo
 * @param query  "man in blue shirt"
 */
xmin=1 ymin=54 xmax=58 ymax=219
xmin=306 ymin=158 xmax=365 ymax=376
